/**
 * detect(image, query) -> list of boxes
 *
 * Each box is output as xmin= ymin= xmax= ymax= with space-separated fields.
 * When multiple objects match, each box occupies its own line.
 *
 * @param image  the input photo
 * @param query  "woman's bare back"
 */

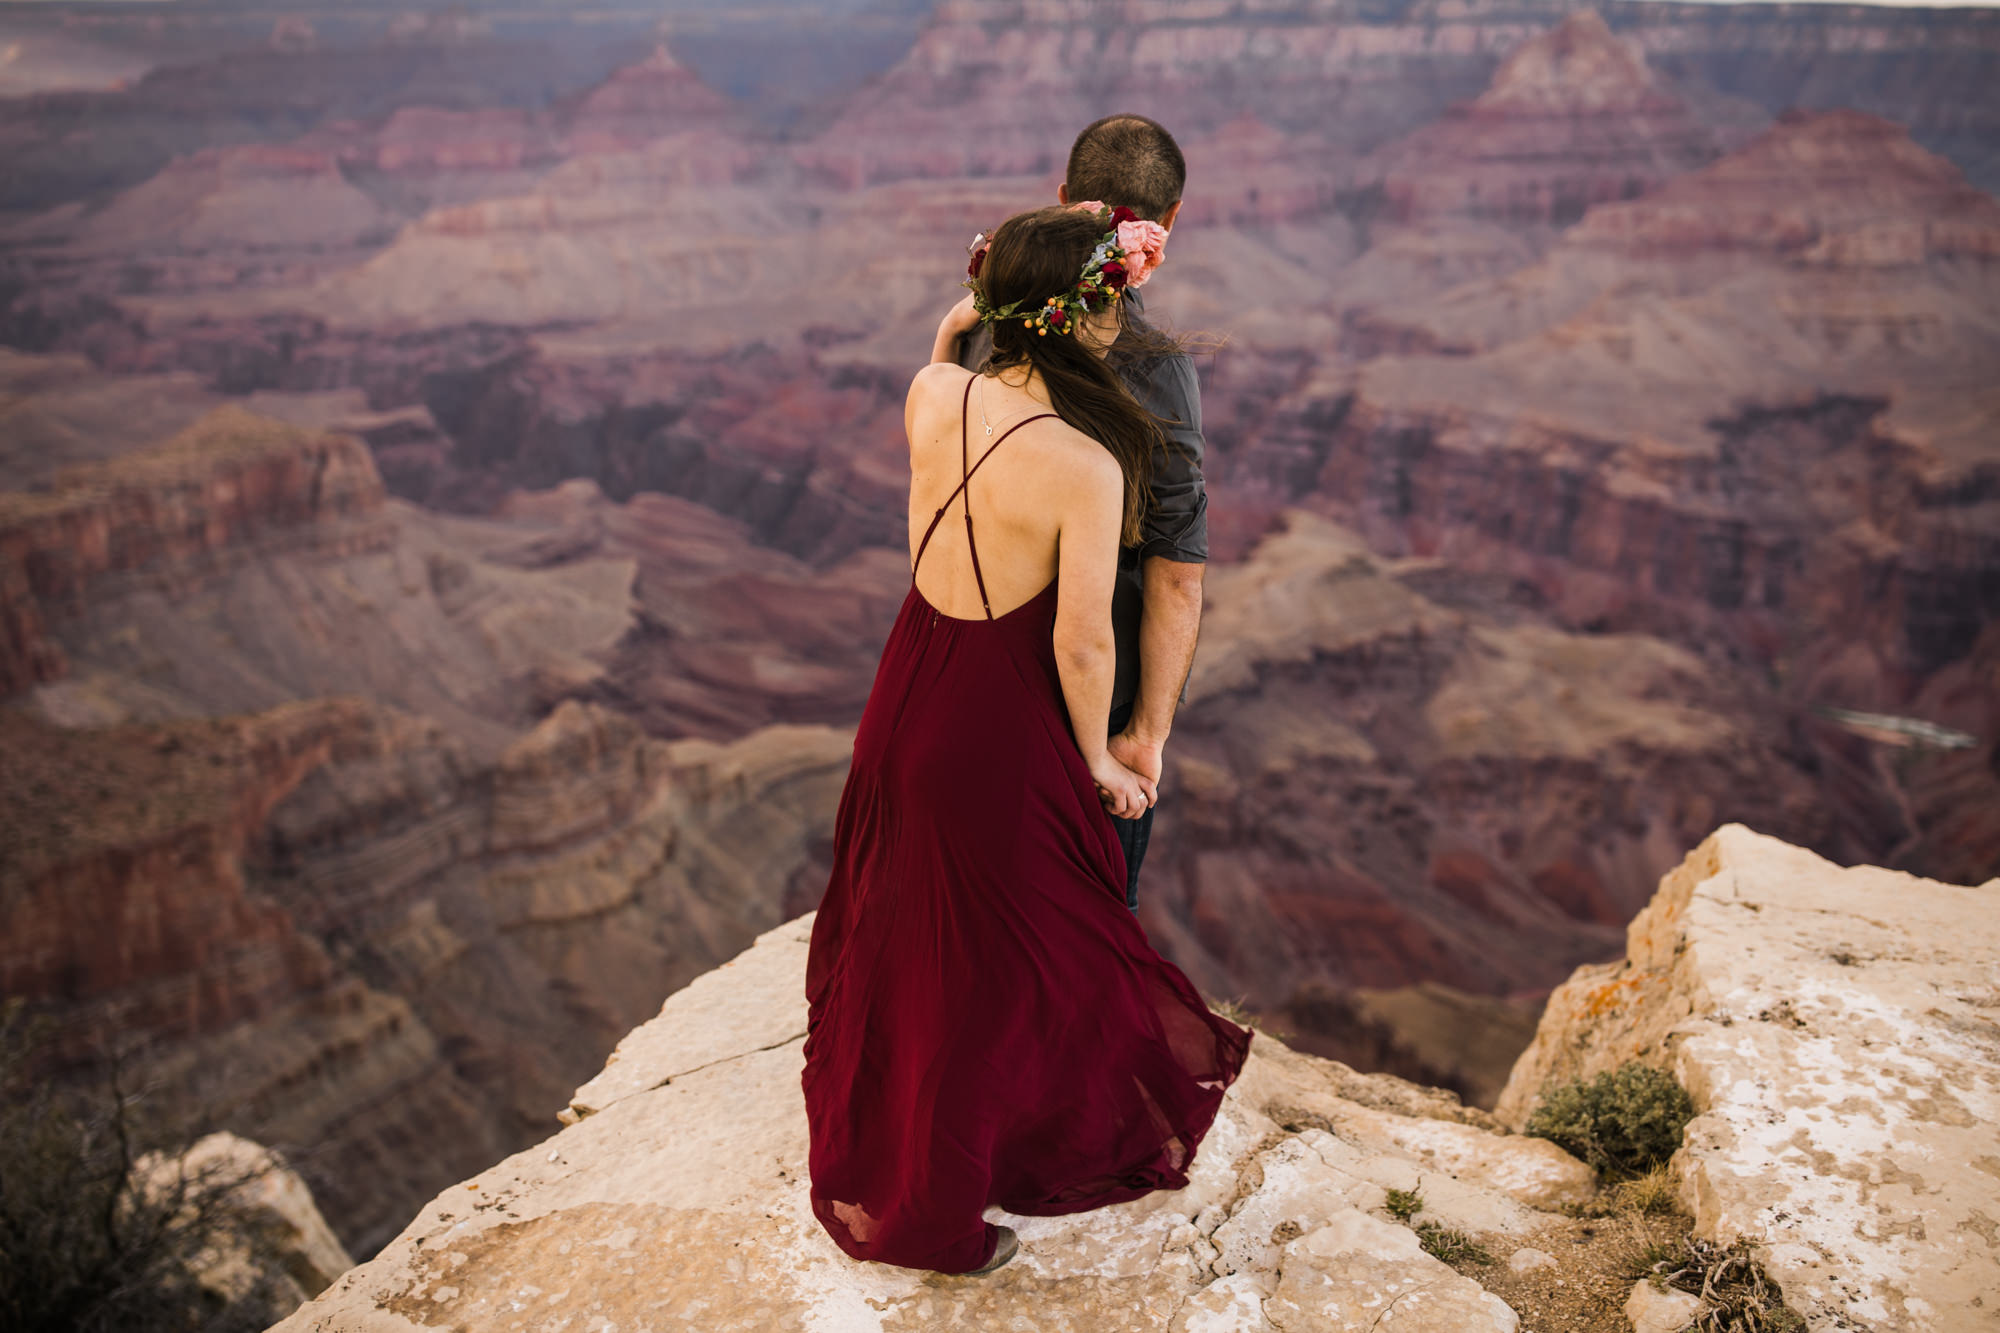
xmin=906 ymin=364 xmax=1118 ymax=621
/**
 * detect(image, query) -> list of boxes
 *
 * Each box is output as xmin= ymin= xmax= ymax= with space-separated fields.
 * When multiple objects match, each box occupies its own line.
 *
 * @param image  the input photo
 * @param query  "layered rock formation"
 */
xmin=0 ymin=21 xmax=158 ymax=98
xmin=1306 ymin=110 xmax=2000 ymax=680
xmin=5 ymin=0 xmax=1998 ymax=1268
xmin=497 ymin=480 xmax=910 ymax=738
xmin=1618 ymin=0 xmax=2000 ymax=195
xmin=1373 ymin=11 xmax=1729 ymax=228
xmin=0 ymin=27 xmax=645 ymax=218
xmin=0 ymin=355 xmax=897 ymax=747
xmin=0 ymin=403 xmax=387 ymax=696
xmin=50 ymin=143 xmax=397 ymax=272
xmin=1228 ymin=109 xmax=2000 ymax=888
xmin=796 ymin=0 xmax=2000 ymax=191
xmin=274 ymin=913 xmax=1589 ymax=1332
xmin=3 ymin=693 xmax=853 ymax=1254
xmin=1136 ymin=512 xmax=1837 ymax=1098
xmin=0 ymin=696 xmax=381 ymax=1049
xmin=0 ymin=365 xmax=864 ymax=1250
xmin=557 ymin=44 xmax=741 ymax=156
xmin=1498 ymin=824 xmax=2000 ymax=1330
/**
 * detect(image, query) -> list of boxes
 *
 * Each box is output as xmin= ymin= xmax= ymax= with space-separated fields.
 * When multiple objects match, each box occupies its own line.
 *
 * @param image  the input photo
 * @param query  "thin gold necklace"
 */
xmin=979 ymin=375 xmax=993 ymax=436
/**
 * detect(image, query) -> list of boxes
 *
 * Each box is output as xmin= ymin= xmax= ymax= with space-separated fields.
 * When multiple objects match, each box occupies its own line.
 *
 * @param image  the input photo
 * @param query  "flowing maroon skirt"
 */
xmin=802 ymin=578 xmax=1252 ymax=1274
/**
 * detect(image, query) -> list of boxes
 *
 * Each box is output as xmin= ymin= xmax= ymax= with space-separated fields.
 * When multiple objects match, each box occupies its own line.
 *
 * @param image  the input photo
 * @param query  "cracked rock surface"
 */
xmin=275 ymin=914 xmax=1569 ymax=1331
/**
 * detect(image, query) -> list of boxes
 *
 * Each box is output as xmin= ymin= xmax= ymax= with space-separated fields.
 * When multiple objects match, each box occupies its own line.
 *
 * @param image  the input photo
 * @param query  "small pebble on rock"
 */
xmin=1508 ymin=1246 xmax=1557 ymax=1273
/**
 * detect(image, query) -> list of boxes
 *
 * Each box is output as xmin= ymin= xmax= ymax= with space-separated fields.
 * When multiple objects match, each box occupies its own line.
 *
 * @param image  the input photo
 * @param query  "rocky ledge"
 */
xmin=1499 ymin=824 xmax=2000 ymax=1329
xmin=277 ymin=825 xmax=1996 ymax=1331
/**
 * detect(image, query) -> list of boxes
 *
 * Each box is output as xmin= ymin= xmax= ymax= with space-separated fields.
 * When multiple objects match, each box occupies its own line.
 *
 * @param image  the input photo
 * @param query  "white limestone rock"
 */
xmin=561 ymin=911 xmax=813 ymax=1121
xmin=276 ymin=912 xmax=1541 ymax=1331
xmin=1171 ymin=1273 xmax=1280 ymax=1333
xmin=1498 ymin=824 xmax=2000 ymax=1332
xmin=1625 ymin=1278 xmax=1704 ymax=1333
xmin=136 ymin=1131 xmax=353 ymax=1318
xmin=1338 ymin=1101 xmax=1597 ymax=1210
xmin=1507 ymin=1246 xmax=1556 ymax=1273
xmin=1232 ymin=1038 xmax=1595 ymax=1212
xmin=1262 ymin=1211 xmax=1520 ymax=1332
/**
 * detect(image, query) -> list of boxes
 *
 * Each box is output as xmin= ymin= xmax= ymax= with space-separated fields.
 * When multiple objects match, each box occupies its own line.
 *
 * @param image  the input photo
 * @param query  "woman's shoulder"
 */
xmin=907 ymin=360 xmax=973 ymax=408
xmin=903 ymin=362 xmax=975 ymax=448
xmin=1030 ymin=417 xmax=1123 ymax=492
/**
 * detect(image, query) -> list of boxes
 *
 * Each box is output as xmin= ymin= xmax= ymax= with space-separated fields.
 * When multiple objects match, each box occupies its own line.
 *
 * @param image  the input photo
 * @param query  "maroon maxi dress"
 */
xmin=801 ymin=379 xmax=1252 ymax=1274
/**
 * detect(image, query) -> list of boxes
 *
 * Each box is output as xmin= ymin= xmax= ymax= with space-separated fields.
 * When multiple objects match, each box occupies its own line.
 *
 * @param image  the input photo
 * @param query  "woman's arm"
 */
xmin=931 ymin=295 xmax=981 ymax=365
xmin=1052 ymin=444 xmax=1155 ymax=818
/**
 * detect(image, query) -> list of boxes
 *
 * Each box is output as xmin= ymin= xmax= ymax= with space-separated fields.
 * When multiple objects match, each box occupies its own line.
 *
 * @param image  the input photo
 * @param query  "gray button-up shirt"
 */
xmin=956 ymin=289 xmax=1208 ymax=714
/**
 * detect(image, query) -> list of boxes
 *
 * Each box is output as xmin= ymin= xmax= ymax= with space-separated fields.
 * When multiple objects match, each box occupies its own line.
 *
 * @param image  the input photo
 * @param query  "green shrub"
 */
xmin=1525 ymin=1061 xmax=1695 ymax=1180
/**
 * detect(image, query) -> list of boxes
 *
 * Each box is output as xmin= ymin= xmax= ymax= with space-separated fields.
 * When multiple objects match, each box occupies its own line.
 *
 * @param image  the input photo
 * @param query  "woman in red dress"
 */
xmin=801 ymin=203 xmax=1251 ymax=1277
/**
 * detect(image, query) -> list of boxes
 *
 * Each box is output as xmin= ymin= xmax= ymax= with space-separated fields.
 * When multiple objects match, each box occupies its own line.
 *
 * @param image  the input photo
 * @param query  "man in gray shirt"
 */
xmin=951 ymin=114 xmax=1207 ymax=911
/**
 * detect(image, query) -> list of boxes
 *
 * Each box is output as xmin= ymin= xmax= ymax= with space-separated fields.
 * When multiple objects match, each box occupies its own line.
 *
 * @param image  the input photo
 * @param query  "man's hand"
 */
xmin=1107 ymin=728 xmax=1164 ymax=798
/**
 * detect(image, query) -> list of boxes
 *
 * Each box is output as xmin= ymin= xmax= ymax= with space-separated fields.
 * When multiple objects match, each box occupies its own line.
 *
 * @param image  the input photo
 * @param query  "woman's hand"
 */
xmin=1088 ymin=751 xmax=1157 ymax=820
xmin=944 ymin=293 xmax=980 ymax=335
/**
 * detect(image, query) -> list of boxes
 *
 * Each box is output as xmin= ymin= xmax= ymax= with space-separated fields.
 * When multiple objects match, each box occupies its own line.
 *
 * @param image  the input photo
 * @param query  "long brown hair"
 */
xmin=973 ymin=205 xmax=1182 ymax=546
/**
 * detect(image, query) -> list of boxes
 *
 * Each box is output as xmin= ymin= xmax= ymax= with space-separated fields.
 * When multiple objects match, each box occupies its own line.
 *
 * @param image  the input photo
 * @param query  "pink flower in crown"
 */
xmin=1114 ymin=219 xmax=1169 ymax=287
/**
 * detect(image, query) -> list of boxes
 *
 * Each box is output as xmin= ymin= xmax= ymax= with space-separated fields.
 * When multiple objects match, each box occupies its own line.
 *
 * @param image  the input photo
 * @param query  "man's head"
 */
xmin=1059 ymin=114 xmax=1185 ymax=230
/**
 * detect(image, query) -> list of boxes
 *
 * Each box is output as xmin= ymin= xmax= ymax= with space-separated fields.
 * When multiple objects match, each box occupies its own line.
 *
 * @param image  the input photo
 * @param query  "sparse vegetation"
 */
xmin=1620 ymin=1235 xmax=1686 ymax=1279
xmin=0 ymin=999 xmax=287 ymax=1333
xmin=1413 ymin=1219 xmax=1492 ymax=1266
xmin=1638 ymin=1236 xmax=1809 ymax=1332
xmin=1525 ymin=1062 xmax=1696 ymax=1180
xmin=1376 ymin=1183 xmax=1493 ymax=1265
xmin=1612 ymin=1163 xmax=1684 ymax=1216
xmin=1205 ymin=994 xmax=1293 ymax=1042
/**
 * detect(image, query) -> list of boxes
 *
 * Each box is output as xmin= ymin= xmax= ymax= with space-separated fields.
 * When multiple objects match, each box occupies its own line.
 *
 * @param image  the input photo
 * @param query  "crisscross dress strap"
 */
xmin=911 ymin=376 xmax=1059 ymax=619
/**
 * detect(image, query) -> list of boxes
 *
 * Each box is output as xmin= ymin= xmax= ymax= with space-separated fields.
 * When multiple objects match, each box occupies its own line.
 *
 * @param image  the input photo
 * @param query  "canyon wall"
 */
xmin=3 ymin=689 xmax=852 ymax=1254
xmin=3 ymin=0 xmax=1996 ymax=1264
xmin=0 ymin=405 xmax=387 ymax=695
xmin=0 ymin=364 xmax=858 ymax=1252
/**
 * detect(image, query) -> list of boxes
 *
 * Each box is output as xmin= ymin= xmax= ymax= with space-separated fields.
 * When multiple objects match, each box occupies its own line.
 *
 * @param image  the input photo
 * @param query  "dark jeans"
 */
xmin=1107 ymin=702 xmax=1153 ymax=913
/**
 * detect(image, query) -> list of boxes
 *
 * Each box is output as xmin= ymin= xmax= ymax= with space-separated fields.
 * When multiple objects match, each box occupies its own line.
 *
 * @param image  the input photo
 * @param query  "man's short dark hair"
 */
xmin=1065 ymin=114 xmax=1186 ymax=223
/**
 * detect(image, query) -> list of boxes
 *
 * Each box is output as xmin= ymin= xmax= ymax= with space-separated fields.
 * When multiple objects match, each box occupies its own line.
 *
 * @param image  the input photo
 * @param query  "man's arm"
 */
xmin=1109 ymin=353 xmax=1208 ymax=781
xmin=932 ymin=296 xmax=981 ymax=365
xmin=1126 ymin=556 xmax=1203 ymax=747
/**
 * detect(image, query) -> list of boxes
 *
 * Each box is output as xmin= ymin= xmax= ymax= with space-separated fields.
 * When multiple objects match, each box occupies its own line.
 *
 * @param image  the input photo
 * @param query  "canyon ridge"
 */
xmin=1 ymin=0 xmax=1995 ymax=1273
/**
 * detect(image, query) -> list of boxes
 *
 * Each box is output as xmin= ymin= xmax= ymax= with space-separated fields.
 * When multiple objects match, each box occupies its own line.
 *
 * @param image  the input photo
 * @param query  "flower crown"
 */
xmin=964 ymin=202 xmax=1169 ymax=337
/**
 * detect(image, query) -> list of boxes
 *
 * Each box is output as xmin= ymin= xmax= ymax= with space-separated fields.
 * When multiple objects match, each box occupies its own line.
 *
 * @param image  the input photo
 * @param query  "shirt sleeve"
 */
xmin=1130 ymin=351 xmax=1208 ymax=564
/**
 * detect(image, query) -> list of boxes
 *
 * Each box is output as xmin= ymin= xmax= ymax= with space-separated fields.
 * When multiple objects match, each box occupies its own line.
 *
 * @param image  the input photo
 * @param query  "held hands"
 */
xmin=1107 ymin=728 xmax=1164 ymax=792
xmin=1088 ymin=749 xmax=1158 ymax=821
